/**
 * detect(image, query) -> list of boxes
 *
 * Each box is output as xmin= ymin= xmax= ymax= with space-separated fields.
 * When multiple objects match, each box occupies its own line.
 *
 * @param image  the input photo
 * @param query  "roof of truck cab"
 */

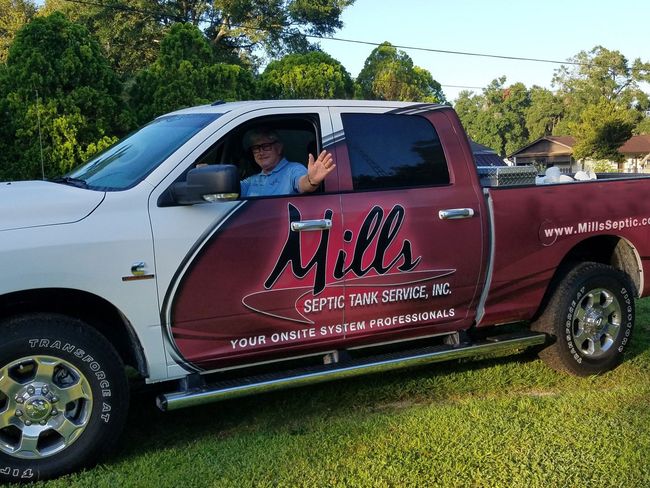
xmin=166 ymin=99 xmax=447 ymax=116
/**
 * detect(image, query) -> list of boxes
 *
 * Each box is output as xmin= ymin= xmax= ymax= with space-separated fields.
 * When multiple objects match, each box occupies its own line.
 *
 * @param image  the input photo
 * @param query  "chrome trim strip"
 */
xmin=158 ymin=333 xmax=547 ymax=411
xmin=322 ymin=129 xmax=345 ymax=146
xmin=122 ymin=274 xmax=155 ymax=282
xmin=475 ymin=190 xmax=496 ymax=325
xmin=193 ymin=350 xmax=339 ymax=375
xmin=346 ymin=331 xmax=454 ymax=351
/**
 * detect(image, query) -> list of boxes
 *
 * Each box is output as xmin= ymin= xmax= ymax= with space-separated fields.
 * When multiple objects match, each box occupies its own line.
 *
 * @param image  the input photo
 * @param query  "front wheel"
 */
xmin=532 ymin=262 xmax=635 ymax=376
xmin=0 ymin=314 xmax=129 ymax=482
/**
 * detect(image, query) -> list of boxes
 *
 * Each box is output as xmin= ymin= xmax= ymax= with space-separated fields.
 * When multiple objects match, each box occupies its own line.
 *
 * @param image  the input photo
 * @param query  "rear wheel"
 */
xmin=0 ymin=314 xmax=129 ymax=482
xmin=532 ymin=262 xmax=635 ymax=376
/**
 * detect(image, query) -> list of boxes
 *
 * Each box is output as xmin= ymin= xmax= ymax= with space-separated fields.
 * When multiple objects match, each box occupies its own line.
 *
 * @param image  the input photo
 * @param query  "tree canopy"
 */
xmin=0 ymin=0 xmax=36 ymax=63
xmin=553 ymin=46 xmax=650 ymax=133
xmin=638 ymin=116 xmax=650 ymax=134
xmin=551 ymin=46 xmax=649 ymax=160
xmin=260 ymin=50 xmax=353 ymax=99
xmin=129 ymin=23 xmax=256 ymax=125
xmin=40 ymin=0 xmax=169 ymax=76
xmin=356 ymin=42 xmax=446 ymax=103
xmin=41 ymin=0 xmax=355 ymax=74
xmin=570 ymin=99 xmax=637 ymax=163
xmin=524 ymin=86 xmax=564 ymax=141
xmin=454 ymin=77 xmax=530 ymax=156
xmin=455 ymin=47 xmax=650 ymax=160
xmin=0 ymin=12 xmax=130 ymax=180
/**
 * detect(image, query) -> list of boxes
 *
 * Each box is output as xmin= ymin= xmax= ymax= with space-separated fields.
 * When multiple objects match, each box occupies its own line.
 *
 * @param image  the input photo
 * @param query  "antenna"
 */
xmin=36 ymin=90 xmax=45 ymax=180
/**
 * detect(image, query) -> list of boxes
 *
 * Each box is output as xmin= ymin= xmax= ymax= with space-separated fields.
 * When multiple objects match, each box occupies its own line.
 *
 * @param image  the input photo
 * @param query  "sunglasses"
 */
xmin=250 ymin=141 xmax=278 ymax=153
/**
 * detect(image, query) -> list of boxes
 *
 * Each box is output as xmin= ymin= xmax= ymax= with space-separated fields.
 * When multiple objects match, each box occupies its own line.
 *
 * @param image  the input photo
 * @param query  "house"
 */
xmin=470 ymin=140 xmax=507 ymax=167
xmin=509 ymin=134 xmax=650 ymax=173
xmin=619 ymin=135 xmax=650 ymax=173
xmin=508 ymin=136 xmax=576 ymax=173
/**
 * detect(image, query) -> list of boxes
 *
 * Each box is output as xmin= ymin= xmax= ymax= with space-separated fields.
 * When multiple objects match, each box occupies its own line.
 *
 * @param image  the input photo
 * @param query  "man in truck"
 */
xmin=240 ymin=127 xmax=335 ymax=197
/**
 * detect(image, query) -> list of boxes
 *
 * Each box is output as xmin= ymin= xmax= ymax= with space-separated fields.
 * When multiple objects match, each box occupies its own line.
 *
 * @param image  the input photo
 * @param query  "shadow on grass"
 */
xmin=113 ymin=351 xmax=546 ymax=461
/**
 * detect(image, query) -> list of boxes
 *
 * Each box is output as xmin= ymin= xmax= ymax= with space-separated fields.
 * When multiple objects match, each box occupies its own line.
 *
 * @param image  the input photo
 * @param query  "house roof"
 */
xmin=546 ymin=136 xmax=576 ymax=148
xmin=509 ymin=136 xmax=575 ymax=158
xmin=469 ymin=140 xmax=507 ymax=166
xmin=470 ymin=140 xmax=497 ymax=154
xmin=619 ymin=135 xmax=650 ymax=155
xmin=510 ymin=134 xmax=650 ymax=159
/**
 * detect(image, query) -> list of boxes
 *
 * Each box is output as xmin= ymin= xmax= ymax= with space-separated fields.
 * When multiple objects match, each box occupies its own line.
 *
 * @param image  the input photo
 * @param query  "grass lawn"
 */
xmin=21 ymin=299 xmax=650 ymax=488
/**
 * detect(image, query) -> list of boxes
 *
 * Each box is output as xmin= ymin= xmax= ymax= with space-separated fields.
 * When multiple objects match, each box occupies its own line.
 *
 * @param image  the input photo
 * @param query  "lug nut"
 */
xmin=15 ymin=396 xmax=24 ymax=404
xmin=51 ymin=396 xmax=58 ymax=404
xmin=41 ymin=386 xmax=49 ymax=395
xmin=39 ymin=420 xmax=46 ymax=426
xmin=51 ymin=409 xmax=58 ymax=416
xmin=15 ymin=410 xmax=23 ymax=417
xmin=27 ymin=387 xmax=35 ymax=395
xmin=24 ymin=420 xmax=32 ymax=426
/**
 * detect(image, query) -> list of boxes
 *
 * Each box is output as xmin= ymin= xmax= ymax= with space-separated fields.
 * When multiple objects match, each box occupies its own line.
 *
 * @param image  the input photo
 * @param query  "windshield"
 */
xmin=67 ymin=113 xmax=220 ymax=190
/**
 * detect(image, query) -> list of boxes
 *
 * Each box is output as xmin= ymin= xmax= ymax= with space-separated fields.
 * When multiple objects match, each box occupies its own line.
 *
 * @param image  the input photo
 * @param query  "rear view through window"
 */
xmin=341 ymin=113 xmax=449 ymax=191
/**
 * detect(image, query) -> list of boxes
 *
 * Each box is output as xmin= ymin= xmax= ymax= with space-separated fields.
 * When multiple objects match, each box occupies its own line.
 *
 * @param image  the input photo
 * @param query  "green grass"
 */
xmin=18 ymin=299 xmax=650 ymax=488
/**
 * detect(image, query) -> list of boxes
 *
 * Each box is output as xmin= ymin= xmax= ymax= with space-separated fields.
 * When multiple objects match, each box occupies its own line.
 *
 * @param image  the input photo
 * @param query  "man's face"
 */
xmin=250 ymin=137 xmax=283 ymax=173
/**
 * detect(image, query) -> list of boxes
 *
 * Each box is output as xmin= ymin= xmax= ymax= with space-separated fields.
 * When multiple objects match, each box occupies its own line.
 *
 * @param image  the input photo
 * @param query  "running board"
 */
xmin=157 ymin=332 xmax=547 ymax=411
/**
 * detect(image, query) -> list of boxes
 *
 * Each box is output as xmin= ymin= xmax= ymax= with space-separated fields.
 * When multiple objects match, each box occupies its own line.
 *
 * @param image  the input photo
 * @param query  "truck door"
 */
xmin=149 ymin=107 xmax=347 ymax=373
xmin=329 ymin=106 xmax=486 ymax=346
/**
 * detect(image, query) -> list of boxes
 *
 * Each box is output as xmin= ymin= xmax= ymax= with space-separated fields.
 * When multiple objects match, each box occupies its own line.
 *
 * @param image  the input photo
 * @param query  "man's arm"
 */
xmin=298 ymin=150 xmax=336 ymax=193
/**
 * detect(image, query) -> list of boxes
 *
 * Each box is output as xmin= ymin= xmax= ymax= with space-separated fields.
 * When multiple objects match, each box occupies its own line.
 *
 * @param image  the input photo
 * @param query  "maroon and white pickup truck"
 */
xmin=0 ymin=100 xmax=646 ymax=481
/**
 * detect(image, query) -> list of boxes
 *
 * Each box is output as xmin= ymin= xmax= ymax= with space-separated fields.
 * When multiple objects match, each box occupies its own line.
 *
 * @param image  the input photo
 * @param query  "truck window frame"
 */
xmin=184 ymin=114 xmax=331 ymax=199
xmin=340 ymin=112 xmax=451 ymax=192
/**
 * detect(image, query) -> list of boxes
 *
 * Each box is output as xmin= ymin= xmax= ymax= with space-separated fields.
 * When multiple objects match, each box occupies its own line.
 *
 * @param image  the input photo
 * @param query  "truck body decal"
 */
xmin=165 ymin=197 xmax=459 ymax=371
xmin=264 ymin=203 xmax=421 ymax=295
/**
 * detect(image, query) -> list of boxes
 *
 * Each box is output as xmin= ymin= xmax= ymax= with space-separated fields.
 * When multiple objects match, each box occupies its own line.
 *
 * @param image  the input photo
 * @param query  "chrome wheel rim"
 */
xmin=0 ymin=355 xmax=93 ymax=459
xmin=572 ymin=288 xmax=622 ymax=358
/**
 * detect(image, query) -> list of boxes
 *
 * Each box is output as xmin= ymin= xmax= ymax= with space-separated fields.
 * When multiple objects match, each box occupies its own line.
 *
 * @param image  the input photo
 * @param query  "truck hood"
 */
xmin=0 ymin=181 xmax=105 ymax=232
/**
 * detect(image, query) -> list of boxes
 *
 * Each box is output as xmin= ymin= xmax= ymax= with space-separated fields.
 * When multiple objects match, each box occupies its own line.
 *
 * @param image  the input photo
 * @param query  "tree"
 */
xmin=454 ymin=77 xmax=530 ymax=156
xmin=41 ymin=0 xmax=168 ymax=76
xmin=552 ymin=46 xmax=650 ymax=134
xmin=129 ymin=23 xmax=256 ymax=125
xmin=525 ymin=86 xmax=564 ymax=140
xmin=570 ymin=98 xmax=637 ymax=164
xmin=0 ymin=13 xmax=130 ymax=180
xmin=42 ymin=0 xmax=355 ymax=74
xmin=260 ymin=51 xmax=353 ymax=99
xmin=0 ymin=0 xmax=36 ymax=63
xmin=453 ymin=47 xmax=650 ymax=160
xmin=196 ymin=0 xmax=355 ymax=58
xmin=637 ymin=116 xmax=650 ymax=134
xmin=548 ymin=47 xmax=650 ymax=162
xmin=355 ymin=42 xmax=446 ymax=103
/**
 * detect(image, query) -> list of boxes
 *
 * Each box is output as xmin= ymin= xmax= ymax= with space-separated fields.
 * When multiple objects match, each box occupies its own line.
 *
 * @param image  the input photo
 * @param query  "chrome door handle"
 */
xmin=438 ymin=208 xmax=475 ymax=220
xmin=291 ymin=219 xmax=333 ymax=232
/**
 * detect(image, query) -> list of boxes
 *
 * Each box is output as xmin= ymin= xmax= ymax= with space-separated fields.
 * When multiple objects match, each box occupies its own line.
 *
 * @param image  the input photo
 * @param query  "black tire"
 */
xmin=532 ymin=262 xmax=635 ymax=376
xmin=0 ymin=314 xmax=129 ymax=483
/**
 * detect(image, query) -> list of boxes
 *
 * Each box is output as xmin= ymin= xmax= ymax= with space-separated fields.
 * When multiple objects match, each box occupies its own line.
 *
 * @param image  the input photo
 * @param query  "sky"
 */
xmin=317 ymin=0 xmax=650 ymax=102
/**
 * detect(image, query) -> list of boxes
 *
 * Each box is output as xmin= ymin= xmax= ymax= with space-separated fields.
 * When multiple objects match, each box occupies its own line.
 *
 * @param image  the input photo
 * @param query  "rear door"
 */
xmin=329 ymin=105 xmax=486 ymax=346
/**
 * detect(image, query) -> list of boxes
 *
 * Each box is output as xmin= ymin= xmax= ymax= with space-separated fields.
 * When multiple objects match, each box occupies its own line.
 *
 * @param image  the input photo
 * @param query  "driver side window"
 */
xmin=191 ymin=114 xmax=325 ymax=198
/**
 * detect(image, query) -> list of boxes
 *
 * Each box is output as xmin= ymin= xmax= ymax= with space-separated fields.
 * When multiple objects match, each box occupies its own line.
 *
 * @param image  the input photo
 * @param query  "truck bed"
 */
xmin=477 ymin=177 xmax=650 ymax=326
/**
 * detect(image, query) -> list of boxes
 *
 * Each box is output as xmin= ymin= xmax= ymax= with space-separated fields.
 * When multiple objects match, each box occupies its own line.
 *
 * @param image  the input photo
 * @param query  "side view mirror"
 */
xmin=160 ymin=165 xmax=241 ymax=206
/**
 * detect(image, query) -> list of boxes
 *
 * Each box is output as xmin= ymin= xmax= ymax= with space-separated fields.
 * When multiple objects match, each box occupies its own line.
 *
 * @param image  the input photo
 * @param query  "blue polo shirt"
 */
xmin=240 ymin=158 xmax=307 ymax=197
